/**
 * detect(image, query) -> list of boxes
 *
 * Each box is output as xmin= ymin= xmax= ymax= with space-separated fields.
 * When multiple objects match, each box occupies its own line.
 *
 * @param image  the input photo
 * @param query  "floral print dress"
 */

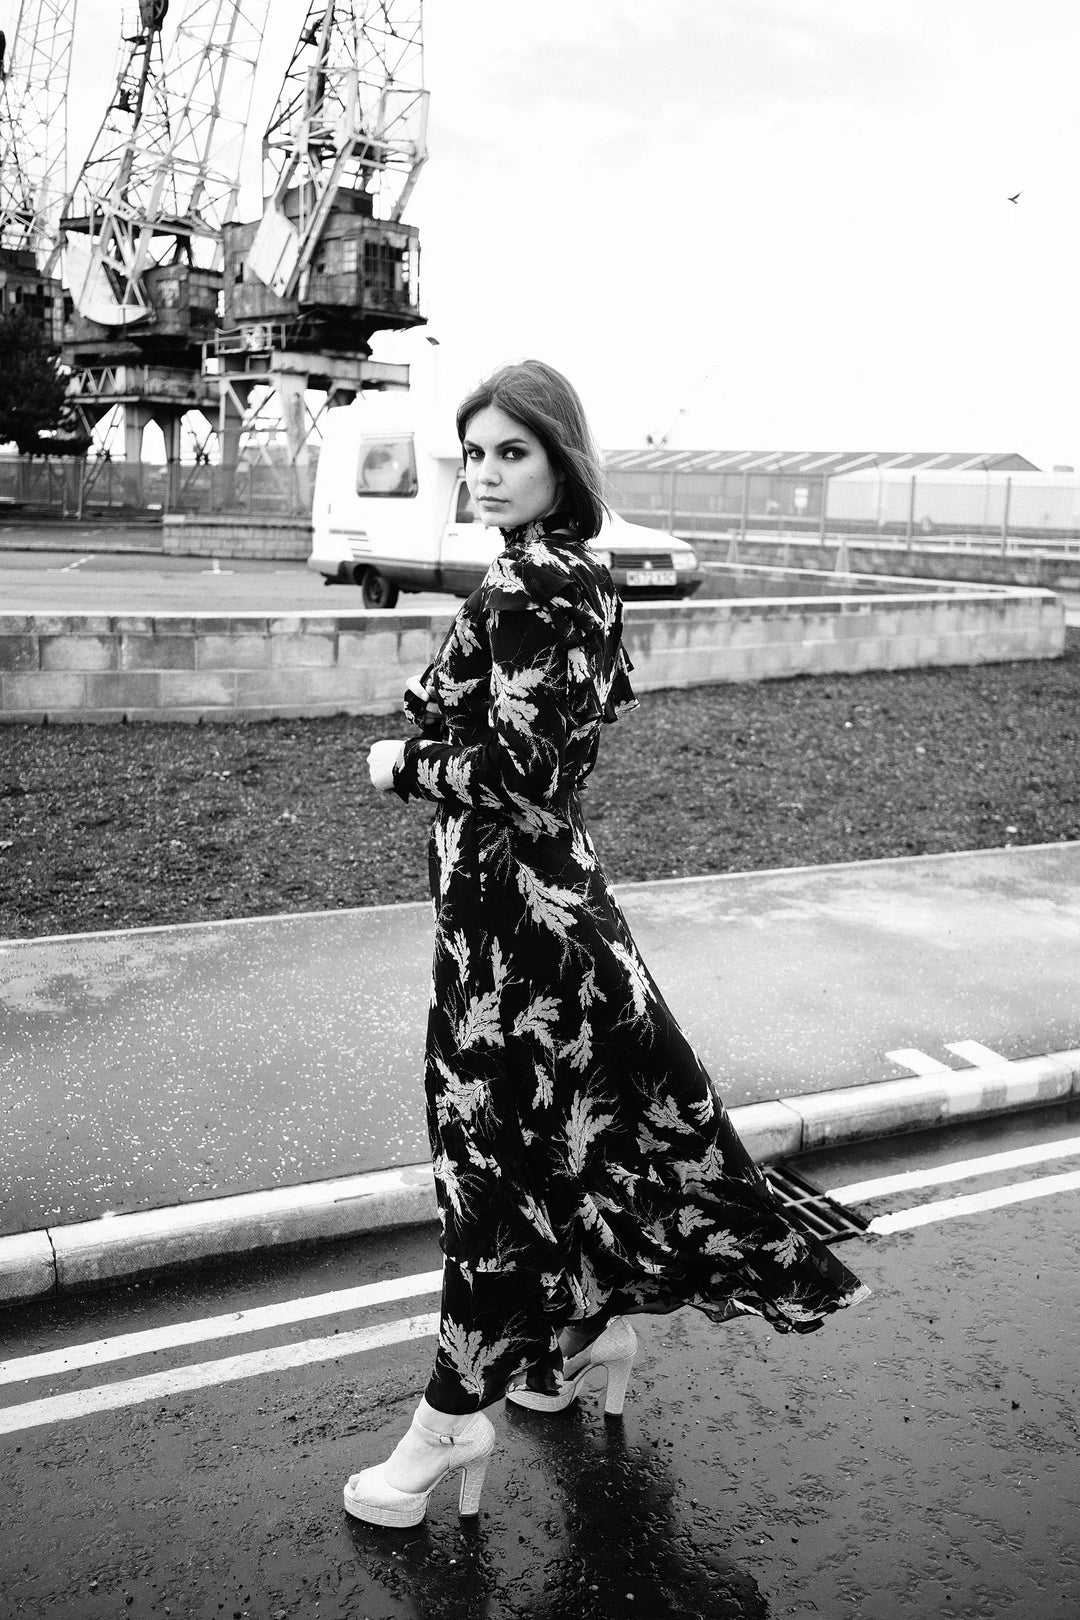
xmin=392 ymin=515 xmax=868 ymax=1413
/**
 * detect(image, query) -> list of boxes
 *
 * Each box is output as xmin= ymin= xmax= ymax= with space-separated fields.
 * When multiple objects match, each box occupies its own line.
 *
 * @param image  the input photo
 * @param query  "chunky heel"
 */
xmin=457 ymin=1453 xmax=490 ymax=1517
xmin=602 ymin=1351 xmax=633 ymax=1416
xmin=507 ymin=1316 xmax=638 ymax=1415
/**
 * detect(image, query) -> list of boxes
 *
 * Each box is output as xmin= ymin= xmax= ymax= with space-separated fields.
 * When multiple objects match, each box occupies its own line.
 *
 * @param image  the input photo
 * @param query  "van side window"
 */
xmin=454 ymin=480 xmax=477 ymax=523
xmin=356 ymin=436 xmax=418 ymax=497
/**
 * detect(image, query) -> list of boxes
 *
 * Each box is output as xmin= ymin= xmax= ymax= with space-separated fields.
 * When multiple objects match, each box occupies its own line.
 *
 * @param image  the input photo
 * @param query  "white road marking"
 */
xmin=945 ymin=1039 xmax=1011 ymax=1067
xmin=827 ymin=1135 xmax=1080 ymax=1204
xmin=0 ymin=1311 xmax=440 ymax=1437
xmin=58 ymin=555 xmax=94 ymax=572
xmin=885 ymin=1048 xmax=952 ymax=1075
xmin=868 ymin=1169 xmax=1080 ymax=1234
xmin=0 ymin=1269 xmax=443 ymax=1388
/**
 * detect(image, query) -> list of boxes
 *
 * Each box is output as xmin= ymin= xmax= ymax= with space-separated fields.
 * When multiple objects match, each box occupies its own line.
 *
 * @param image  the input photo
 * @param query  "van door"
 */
xmin=440 ymin=475 xmax=503 ymax=594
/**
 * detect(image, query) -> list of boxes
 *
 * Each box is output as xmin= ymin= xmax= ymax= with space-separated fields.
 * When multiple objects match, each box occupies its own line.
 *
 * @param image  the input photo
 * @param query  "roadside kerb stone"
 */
xmin=2 ymin=1047 xmax=1077 ymax=1304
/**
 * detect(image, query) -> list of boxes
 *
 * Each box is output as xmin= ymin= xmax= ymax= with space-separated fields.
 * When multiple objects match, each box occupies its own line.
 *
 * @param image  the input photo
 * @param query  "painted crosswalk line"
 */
xmin=867 ymin=1169 xmax=1080 ymax=1234
xmin=0 ymin=1269 xmax=443 ymax=1388
xmin=0 ymin=1311 xmax=441 ymax=1437
xmin=827 ymin=1135 xmax=1080 ymax=1204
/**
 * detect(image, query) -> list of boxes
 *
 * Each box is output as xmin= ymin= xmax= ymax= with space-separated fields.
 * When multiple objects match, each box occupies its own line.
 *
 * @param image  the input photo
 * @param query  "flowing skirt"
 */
xmin=421 ymin=796 xmax=868 ymax=1412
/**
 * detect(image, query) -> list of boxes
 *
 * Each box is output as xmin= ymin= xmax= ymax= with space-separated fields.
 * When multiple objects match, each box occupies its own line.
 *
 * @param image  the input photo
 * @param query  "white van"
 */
xmin=309 ymin=395 xmax=703 ymax=609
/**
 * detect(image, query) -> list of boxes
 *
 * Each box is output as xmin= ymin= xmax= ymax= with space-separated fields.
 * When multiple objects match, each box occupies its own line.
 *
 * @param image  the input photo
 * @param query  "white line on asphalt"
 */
xmin=0 ymin=1311 xmax=440 ymax=1437
xmin=945 ymin=1039 xmax=1010 ymax=1068
xmin=884 ymin=1048 xmax=953 ymax=1075
xmin=827 ymin=1135 xmax=1080 ymax=1204
xmin=0 ymin=1269 xmax=442 ymax=1388
xmin=867 ymin=1169 xmax=1080 ymax=1234
xmin=58 ymin=555 xmax=94 ymax=572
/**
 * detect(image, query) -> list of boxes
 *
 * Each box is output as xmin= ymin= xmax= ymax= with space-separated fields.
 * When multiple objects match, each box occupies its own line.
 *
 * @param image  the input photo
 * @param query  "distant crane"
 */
xmin=0 ymin=0 xmax=75 ymax=339
xmin=59 ymin=0 xmax=271 ymax=491
xmin=211 ymin=0 xmax=428 ymax=501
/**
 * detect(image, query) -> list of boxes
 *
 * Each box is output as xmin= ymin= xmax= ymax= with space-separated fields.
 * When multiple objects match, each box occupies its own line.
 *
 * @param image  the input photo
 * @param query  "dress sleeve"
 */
xmin=393 ymin=595 xmax=570 ymax=817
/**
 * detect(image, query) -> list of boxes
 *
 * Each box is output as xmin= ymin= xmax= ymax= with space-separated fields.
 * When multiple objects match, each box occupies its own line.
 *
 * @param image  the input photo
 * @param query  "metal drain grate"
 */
xmin=765 ymin=1162 xmax=869 ymax=1243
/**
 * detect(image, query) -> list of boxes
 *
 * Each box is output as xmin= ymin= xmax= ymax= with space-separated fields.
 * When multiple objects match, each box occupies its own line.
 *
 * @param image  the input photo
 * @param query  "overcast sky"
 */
xmin=66 ymin=0 xmax=1080 ymax=465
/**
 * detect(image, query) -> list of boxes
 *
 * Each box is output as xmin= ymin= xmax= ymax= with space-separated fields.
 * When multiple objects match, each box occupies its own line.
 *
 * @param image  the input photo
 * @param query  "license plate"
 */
xmin=624 ymin=568 xmax=676 ymax=587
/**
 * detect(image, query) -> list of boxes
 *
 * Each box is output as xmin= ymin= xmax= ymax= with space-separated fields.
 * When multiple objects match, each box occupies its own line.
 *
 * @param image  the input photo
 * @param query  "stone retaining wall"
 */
xmin=0 ymin=584 xmax=1064 ymax=723
xmin=161 ymin=513 xmax=312 ymax=561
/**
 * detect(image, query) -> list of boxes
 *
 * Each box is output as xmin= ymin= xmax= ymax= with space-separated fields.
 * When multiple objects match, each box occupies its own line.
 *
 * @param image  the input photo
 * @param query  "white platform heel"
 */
xmin=343 ymin=1408 xmax=496 ymax=1528
xmin=507 ymin=1316 xmax=637 ymax=1416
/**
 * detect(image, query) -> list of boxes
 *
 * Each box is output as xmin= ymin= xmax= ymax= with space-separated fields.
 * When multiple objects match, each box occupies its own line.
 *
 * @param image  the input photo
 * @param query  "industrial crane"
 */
xmin=0 ymin=0 xmax=74 ymax=340
xmin=59 ymin=0 xmax=270 ymax=490
xmin=211 ymin=0 xmax=428 ymax=501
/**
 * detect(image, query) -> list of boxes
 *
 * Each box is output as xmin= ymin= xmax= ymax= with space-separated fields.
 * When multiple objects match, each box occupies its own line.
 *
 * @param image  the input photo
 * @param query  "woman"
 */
xmin=346 ymin=360 xmax=868 ymax=1529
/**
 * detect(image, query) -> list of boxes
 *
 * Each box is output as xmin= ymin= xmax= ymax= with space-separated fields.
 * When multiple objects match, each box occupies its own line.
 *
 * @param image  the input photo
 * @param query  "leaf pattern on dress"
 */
xmin=690 ymin=1092 xmax=717 ymax=1126
xmin=560 ymin=1018 xmax=593 ymax=1072
xmin=439 ymin=1318 xmax=515 ymax=1400
xmin=491 ymin=658 xmax=547 ymax=738
xmin=607 ymin=938 xmax=654 ymax=1019
xmin=433 ymin=812 xmax=463 ymax=900
xmin=456 ymin=989 xmax=504 ymax=1052
xmin=444 ymin=753 xmax=474 ymax=800
xmin=566 ymin=1093 xmax=615 ymax=1176
xmin=579 ymin=966 xmax=606 ymax=1009
xmin=446 ymin=929 xmax=470 ymax=983
xmin=532 ymin=1059 xmax=554 ymax=1109
xmin=763 ymin=1231 xmax=808 ymax=1268
xmin=433 ymin=1054 xmax=488 ymax=1127
xmin=671 ymin=1139 xmax=726 ymax=1189
xmin=512 ymin=994 xmax=561 ymax=1050
xmin=517 ymin=861 xmax=579 ymax=935
xmin=646 ymin=1096 xmax=698 ymax=1136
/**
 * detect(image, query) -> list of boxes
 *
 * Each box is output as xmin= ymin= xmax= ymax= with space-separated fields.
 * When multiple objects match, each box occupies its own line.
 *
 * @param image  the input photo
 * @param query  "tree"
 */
xmin=0 ymin=309 xmax=83 ymax=454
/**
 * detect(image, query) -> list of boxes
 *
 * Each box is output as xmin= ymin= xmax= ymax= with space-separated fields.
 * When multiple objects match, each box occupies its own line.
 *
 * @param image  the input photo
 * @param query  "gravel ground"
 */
xmin=2 ymin=630 xmax=1078 ymax=940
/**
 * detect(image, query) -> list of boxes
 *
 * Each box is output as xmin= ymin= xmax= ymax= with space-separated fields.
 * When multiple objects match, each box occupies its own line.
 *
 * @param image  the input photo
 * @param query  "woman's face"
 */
xmin=462 ymin=404 xmax=562 ymax=529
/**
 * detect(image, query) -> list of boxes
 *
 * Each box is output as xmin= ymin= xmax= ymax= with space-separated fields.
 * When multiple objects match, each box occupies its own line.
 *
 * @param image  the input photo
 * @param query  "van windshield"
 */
xmin=356 ymin=436 xmax=418 ymax=497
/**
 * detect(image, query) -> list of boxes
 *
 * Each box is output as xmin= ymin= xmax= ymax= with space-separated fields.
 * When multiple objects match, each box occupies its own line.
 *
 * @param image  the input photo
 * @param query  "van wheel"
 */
xmin=358 ymin=567 xmax=399 ymax=609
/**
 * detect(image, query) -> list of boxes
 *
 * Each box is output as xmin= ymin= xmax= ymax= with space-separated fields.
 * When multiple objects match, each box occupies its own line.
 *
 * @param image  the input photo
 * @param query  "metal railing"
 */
xmin=0 ymin=455 xmax=312 ymax=517
xmin=605 ymin=467 xmax=1080 ymax=555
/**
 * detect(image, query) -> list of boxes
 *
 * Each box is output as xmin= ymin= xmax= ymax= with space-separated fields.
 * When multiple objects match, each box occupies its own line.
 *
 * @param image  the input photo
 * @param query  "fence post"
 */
xmin=1000 ymin=476 xmax=1012 ymax=554
xmin=818 ymin=473 xmax=828 ymax=548
xmin=906 ymin=473 xmax=916 ymax=552
xmin=740 ymin=469 xmax=749 ymax=543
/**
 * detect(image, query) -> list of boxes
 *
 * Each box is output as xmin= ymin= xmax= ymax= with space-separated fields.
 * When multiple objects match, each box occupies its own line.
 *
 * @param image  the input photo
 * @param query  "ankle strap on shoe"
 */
xmin=413 ymin=1418 xmax=459 ymax=1446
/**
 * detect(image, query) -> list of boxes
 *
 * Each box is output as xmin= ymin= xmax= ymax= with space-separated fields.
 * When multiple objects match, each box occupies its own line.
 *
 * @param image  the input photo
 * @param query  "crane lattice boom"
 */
xmin=63 ymin=0 xmax=270 ymax=325
xmin=0 ymin=0 xmax=75 ymax=261
xmin=251 ymin=0 xmax=427 ymax=299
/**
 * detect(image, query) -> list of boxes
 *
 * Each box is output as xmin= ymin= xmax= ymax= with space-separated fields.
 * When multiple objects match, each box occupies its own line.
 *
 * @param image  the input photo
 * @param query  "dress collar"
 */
xmin=500 ymin=510 xmax=582 ymax=550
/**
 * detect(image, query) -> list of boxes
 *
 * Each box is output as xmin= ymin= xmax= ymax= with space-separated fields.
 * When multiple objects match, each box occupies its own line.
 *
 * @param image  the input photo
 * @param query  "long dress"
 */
xmin=392 ymin=515 xmax=868 ymax=1413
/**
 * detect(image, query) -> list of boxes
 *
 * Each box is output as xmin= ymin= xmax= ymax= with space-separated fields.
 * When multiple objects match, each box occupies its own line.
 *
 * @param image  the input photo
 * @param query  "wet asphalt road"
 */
xmin=0 ymin=546 xmax=453 ymax=616
xmin=2 ymin=545 xmax=1079 ymax=624
xmin=4 ymin=1103 xmax=1080 ymax=1620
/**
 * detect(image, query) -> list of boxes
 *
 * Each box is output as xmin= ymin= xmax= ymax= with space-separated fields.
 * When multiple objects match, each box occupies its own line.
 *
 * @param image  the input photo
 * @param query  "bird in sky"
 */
xmin=1008 ymin=191 xmax=1022 ymax=203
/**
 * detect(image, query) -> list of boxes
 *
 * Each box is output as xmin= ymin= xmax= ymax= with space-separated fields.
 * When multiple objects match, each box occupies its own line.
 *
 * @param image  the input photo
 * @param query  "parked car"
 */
xmin=309 ymin=397 xmax=703 ymax=608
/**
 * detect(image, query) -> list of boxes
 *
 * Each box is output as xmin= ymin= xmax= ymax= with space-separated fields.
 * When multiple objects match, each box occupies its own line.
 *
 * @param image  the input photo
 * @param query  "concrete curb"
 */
xmin=3 ymin=1048 xmax=1079 ymax=1306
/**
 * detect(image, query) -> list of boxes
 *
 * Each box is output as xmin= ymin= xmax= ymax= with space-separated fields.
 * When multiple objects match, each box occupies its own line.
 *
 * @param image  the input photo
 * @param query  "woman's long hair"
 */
xmin=455 ymin=360 xmax=608 ymax=540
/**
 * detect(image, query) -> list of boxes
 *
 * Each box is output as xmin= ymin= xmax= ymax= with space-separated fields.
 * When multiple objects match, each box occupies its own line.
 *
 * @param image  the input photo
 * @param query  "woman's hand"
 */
xmin=368 ymin=739 xmax=406 ymax=793
xmin=403 ymin=677 xmax=441 ymax=728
